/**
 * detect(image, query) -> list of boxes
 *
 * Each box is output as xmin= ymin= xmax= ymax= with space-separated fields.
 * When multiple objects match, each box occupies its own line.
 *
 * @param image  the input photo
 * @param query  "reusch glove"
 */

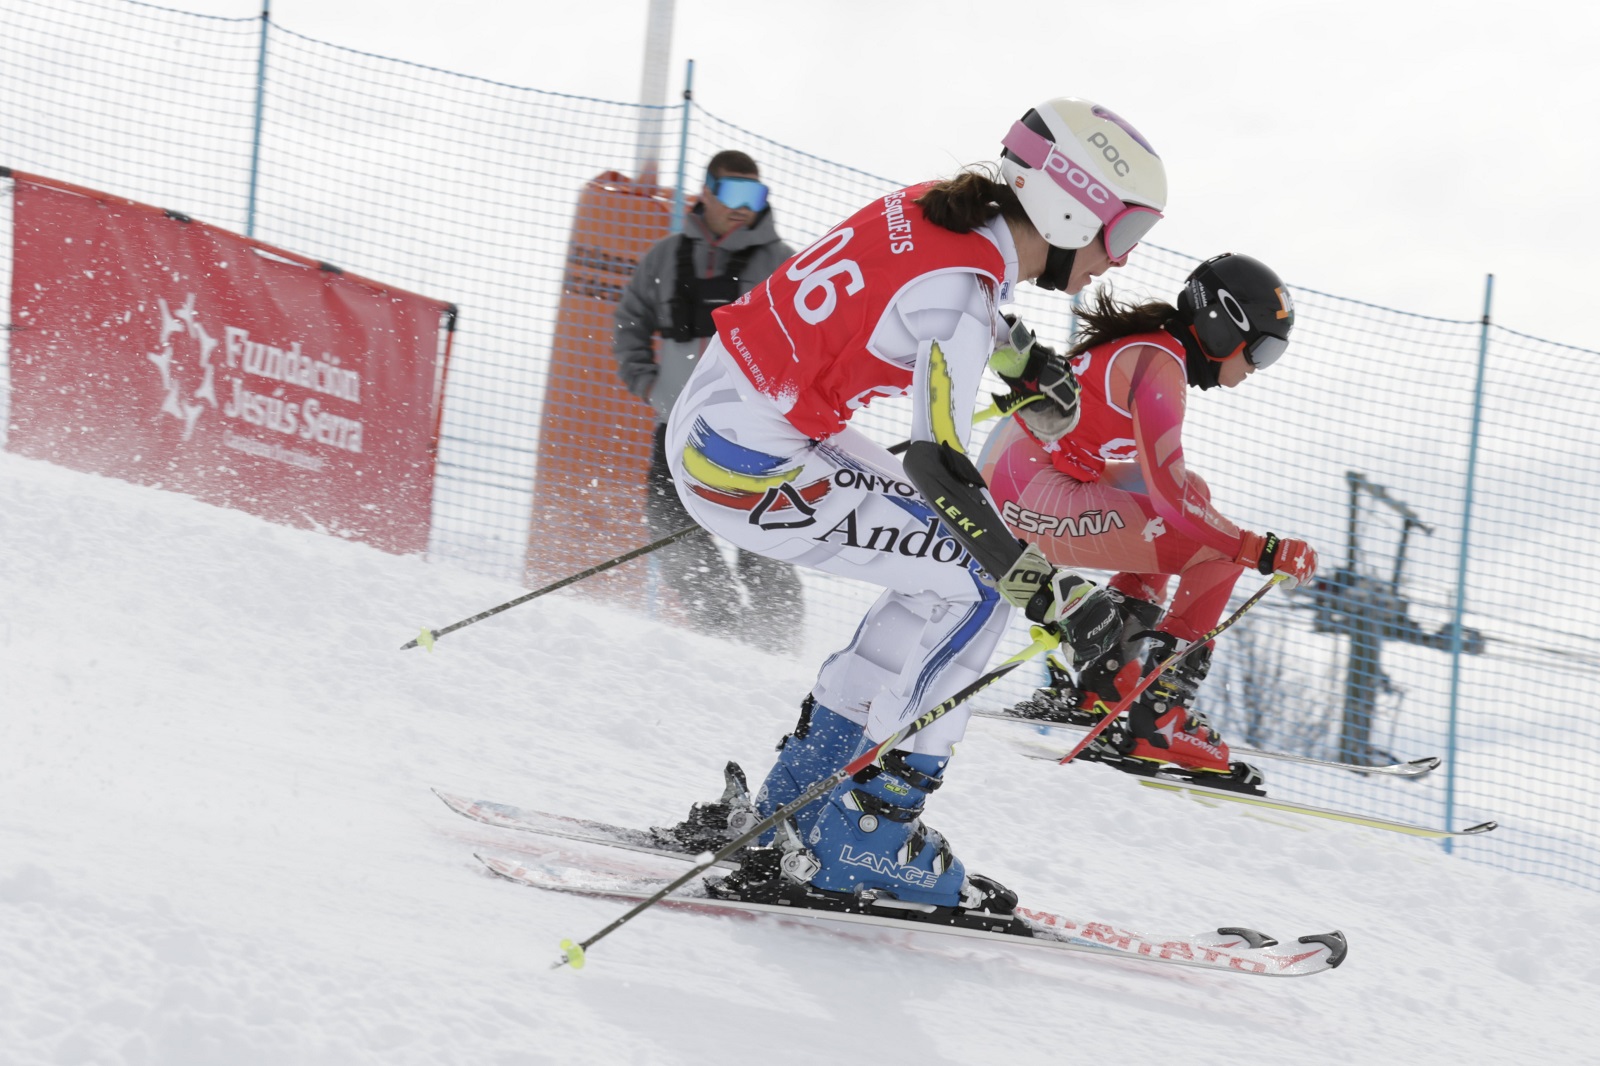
xmin=997 ymin=545 xmax=1120 ymax=665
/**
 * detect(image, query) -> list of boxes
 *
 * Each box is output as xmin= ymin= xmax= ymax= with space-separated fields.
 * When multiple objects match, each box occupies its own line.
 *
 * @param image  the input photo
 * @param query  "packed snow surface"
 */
xmin=3 ymin=451 xmax=1598 ymax=1065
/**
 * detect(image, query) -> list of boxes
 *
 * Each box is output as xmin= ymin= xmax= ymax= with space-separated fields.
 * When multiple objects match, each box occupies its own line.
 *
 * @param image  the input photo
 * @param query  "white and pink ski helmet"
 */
xmin=999 ymin=98 xmax=1168 ymax=261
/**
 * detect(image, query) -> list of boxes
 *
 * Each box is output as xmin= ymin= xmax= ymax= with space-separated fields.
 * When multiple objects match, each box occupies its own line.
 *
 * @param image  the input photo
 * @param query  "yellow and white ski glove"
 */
xmin=990 ymin=315 xmax=1081 ymax=444
xmin=998 ymin=544 xmax=1120 ymax=666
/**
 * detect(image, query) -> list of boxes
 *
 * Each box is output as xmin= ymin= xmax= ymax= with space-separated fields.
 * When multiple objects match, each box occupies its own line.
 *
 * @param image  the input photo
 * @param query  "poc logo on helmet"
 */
xmin=1040 ymin=145 xmax=1110 ymax=205
xmin=1086 ymin=131 xmax=1132 ymax=177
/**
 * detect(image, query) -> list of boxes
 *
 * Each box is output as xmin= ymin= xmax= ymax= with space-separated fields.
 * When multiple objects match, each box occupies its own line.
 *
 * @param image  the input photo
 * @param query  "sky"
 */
xmin=168 ymin=0 xmax=1600 ymax=350
xmin=6 ymin=445 xmax=1600 ymax=1064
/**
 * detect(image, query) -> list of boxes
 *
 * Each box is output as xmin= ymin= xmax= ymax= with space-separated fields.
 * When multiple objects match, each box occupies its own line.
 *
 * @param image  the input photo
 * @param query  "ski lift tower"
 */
xmin=1309 ymin=472 xmax=1484 ymax=764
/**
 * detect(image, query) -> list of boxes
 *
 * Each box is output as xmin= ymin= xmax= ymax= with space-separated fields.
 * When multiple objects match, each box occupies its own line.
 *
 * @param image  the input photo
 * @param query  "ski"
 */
xmin=431 ymin=788 xmax=735 ymax=867
xmin=476 ymin=852 xmax=1346 ymax=977
xmin=1010 ymin=744 xmax=1496 ymax=838
xmin=439 ymin=788 xmax=1356 ymax=974
xmin=975 ymin=706 xmax=1442 ymax=777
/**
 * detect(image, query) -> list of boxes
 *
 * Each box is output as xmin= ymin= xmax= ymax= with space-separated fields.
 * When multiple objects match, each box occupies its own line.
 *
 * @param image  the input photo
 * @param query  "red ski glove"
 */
xmin=1236 ymin=532 xmax=1318 ymax=589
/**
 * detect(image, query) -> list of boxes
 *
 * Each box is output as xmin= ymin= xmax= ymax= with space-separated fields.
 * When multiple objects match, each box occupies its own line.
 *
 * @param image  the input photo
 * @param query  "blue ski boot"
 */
xmin=801 ymin=745 xmax=1016 ymax=912
xmin=708 ymin=743 xmax=1017 ymax=918
xmin=751 ymin=696 xmax=863 ymax=843
xmin=650 ymin=697 xmax=860 ymax=852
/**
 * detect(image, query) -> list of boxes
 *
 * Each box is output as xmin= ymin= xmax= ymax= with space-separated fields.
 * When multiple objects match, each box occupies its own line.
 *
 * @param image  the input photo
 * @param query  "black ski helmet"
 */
xmin=1175 ymin=253 xmax=1294 ymax=388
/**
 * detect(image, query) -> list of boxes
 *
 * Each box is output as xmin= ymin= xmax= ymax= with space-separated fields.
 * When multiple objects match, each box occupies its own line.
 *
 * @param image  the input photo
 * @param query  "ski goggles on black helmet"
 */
xmin=1001 ymin=121 xmax=1163 ymax=260
xmin=1193 ymin=302 xmax=1290 ymax=369
xmin=1243 ymin=333 xmax=1288 ymax=369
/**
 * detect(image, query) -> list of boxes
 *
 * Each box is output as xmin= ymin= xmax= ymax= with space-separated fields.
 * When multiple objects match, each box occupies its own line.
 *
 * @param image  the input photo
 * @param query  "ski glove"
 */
xmin=1236 ymin=532 xmax=1318 ymax=589
xmin=991 ymin=315 xmax=1081 ymax=444
xmin=997 ymin=544 xmax=1121 ymax=664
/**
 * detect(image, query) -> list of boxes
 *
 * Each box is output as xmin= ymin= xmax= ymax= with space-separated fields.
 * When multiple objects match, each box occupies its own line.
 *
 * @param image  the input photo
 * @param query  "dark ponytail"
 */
xmin=1068 ymin=287 xmax=1182 ymax=356
xmin=914 ymin=165 xmax=1031 ymax=234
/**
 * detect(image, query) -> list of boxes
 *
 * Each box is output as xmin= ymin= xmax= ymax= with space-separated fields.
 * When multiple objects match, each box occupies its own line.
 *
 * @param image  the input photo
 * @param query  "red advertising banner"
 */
xmin=5 ymin=172 xmax=454 ymax=554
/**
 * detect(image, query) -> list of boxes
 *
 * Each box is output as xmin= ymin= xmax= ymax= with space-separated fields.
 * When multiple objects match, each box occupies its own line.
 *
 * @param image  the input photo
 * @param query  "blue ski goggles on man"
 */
xmin=707 ymin=175 xmax=769 ymax=213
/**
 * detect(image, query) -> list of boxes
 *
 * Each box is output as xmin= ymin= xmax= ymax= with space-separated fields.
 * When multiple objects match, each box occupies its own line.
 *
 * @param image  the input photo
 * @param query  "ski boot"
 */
xmin=649 ymin=696 xmax=861 ymax=852
xmin=707 ymin=744 xmax=1018 ymax=929
xmin=751 ymin=696 xmax=864 ymax=842
xmin=1111 ymin=632 xmax=1264 ymax=794
xmin=649 ymin=761 xmax=759 ymax=852
xmin=1008 ymin=651 xmax=1091 ymax=723
xmin=1011 ymin=591 xmax=1163 ymax=726
xmin=1075 ymin=593 xmax=1164 ymax=706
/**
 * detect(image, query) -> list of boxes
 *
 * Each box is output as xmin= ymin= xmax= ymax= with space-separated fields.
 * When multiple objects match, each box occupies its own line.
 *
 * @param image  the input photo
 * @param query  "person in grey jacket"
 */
xmin=614 ymin=150 xmax=803 ymax=650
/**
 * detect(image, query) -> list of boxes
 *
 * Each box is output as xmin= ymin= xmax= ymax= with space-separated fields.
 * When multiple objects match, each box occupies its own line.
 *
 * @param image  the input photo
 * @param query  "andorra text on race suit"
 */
xmin=665 ymin=183 xmax=1017 ymax=756
xmin=979 ymin=329 xmax=1251 ymax=644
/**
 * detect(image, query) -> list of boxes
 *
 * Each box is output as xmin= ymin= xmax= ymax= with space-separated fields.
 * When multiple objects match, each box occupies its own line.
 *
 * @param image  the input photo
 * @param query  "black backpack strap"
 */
xmin=724 ymin=244 xmax=759 ymax=284
xmin=665 ymin=234 xmax=697 ymax=342
xmin=664 ymin=238 xmax=767 ymax=342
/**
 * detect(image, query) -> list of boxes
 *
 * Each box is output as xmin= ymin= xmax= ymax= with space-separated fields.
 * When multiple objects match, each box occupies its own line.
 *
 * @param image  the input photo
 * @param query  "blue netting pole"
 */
xmin=670 ymin=59 xmax=693 ymax=235
xmin=1444 ymin=273 xmax=1493 ymax=854
xmin=245 ymin=0 xmax=271 ymax=237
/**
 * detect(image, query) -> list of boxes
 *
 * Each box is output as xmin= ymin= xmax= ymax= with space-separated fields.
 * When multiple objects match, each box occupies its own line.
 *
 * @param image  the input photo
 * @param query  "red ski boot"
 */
xmin=1126 ymin=702 xmax=1232 ymax=772
xmin=1119 ymin=633 xmax=1253 ymax=783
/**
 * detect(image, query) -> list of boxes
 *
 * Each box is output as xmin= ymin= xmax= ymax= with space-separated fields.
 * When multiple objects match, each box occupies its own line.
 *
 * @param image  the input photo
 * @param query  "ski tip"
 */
xmin=558 ymin=938 xmax=586 ymax=971
xmin=1408 ymin=756 xmax=1443 ymax=774
xmin=474 ymin=852 xmax=515 ymax=880
xmin=1461 ymin=821 xmax=1499 ymax=835
xmin=1298 ymin=930 xmax=1348 ymax=968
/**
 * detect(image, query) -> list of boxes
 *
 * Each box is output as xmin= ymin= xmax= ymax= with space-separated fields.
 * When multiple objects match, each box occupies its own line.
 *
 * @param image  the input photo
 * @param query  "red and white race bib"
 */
xmin=714 ymin=183 xmax=1005 ymax=439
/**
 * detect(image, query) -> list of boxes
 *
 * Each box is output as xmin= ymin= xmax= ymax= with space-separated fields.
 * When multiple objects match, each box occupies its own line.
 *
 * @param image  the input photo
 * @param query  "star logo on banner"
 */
xmin=147 ymin=294 xmax=219 ymax=440
xmin=1142 ymin=517 xmax=1166 ymax=542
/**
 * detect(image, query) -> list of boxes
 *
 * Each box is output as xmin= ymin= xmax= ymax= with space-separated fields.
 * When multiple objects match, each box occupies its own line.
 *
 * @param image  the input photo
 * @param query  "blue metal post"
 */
xmin=245 ymin=1 xmax=271 ymax=237
xmin=670 ymin=59 xmax=694 ymax=235
xmin=1443 ymin=273 xmax=1493 ymax=854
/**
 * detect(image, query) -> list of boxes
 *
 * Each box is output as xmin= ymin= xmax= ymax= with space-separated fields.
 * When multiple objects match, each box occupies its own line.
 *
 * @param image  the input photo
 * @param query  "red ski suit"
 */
xmin=979 ymin=330 xmax=1250 ymax=643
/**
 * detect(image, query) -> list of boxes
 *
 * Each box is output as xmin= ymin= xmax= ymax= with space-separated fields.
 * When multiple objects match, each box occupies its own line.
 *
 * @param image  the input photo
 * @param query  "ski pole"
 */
xmin=1056 ymin=573 xmax=1288 ymax=765
xmin=401 ymin=524 xmax=702 ymax=650
xmin=553 ymin=624 xmax=1062 ymax=970
xmin=403 ymin=441 xmax=912 ymax=651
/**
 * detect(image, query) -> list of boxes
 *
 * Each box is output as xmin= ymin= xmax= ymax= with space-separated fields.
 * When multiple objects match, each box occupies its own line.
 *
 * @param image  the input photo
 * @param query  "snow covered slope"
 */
xmin=3 ymin=451 xmax=1598 ymax=1065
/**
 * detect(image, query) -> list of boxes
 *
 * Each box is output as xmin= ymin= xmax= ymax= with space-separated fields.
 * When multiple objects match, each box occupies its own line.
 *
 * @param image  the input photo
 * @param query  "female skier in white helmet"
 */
xmin=655 ymin=98 xmax=1167 ymax=917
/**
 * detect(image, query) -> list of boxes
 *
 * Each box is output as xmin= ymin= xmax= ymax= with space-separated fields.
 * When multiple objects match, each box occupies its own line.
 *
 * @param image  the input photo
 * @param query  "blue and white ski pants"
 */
xmin=665 ymin=339 xmax=1009 ymax=756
